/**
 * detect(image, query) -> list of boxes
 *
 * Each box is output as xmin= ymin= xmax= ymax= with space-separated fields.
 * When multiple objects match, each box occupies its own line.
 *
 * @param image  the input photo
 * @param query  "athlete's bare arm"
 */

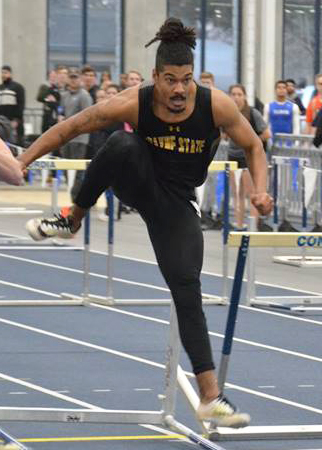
xmin=18 ymin=87 xmax=140 ymax=168
xmin=212 ymin=89 xmax=273 ymax=215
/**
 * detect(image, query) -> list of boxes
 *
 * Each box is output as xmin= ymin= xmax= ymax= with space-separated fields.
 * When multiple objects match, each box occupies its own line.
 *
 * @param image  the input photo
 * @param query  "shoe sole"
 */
xmin=25 ymin=219 xmax=47 ymax=241
xmin=197 ymin=411 xmax=250 ymax=428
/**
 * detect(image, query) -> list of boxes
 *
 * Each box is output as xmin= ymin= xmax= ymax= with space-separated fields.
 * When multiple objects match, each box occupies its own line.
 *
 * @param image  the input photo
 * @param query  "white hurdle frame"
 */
xmin=0 ymin=159 xmax=91 ymax=307
xmin=210 ymin=231 xmax=322 ymax=441
xmin=63 ymin=160 xmax=238 ymax=307
xmin=244 ymin=231 xmax=322 ymax=312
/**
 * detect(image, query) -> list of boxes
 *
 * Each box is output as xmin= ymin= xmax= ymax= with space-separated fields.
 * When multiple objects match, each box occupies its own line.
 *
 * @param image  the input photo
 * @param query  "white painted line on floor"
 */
xmin=0 ymin=279 xmax=60 ymax=297
xmin=258 ymin=386 xmax=276 ymax=389
xmin=134 ymin=388 xmax=152 ymax=391
xmin=0 ymin=252 xmax=170 ymax=294
xmin=92 ymin=304 xmax=322 ymax=364
xmin=1 ymin=315 xmax=322 ymax=416
xmin=0 ymin=316 xmax=165 ymax=371
xmin=8 ymin=391 xmax=27 ymax=395
xmin=0 ymin=371 xmax=104 ymax=410
xmin=54 ymin=390 xmax=70 ymax=394
xmin=298 ymin=385 xmax=315 ymax=388
xmin=240 ymin=304 xmax=322 ymax=326
xmin=92 ymin=389 xmax=111 ymax=392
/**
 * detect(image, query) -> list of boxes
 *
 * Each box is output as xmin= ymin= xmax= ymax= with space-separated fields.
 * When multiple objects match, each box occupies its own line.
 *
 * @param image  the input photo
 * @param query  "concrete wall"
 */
xmin=2 ymin=0 xmax=47 ymax=109
xmin=124 ymin=0 xmax=167 ymax=80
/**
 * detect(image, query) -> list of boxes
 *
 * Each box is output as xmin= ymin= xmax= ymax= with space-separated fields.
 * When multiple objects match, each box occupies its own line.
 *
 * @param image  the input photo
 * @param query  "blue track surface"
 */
xmin=0 ymin=243 xmax=322 ymax=449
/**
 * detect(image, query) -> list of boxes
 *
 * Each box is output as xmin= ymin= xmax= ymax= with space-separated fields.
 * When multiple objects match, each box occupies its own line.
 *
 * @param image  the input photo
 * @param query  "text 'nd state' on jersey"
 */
xmin=146 ymin=135 xmax=205 ymax=154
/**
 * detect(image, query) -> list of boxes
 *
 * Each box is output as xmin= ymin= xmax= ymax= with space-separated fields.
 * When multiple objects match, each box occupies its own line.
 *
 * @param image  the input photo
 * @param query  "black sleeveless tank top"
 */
xmin=137 ymin=82 xmax=221 ymax=199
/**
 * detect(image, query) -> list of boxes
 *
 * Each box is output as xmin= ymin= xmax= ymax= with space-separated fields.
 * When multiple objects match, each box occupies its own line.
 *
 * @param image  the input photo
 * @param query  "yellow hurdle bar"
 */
xmin=29 ymin=159 xmax=91 ymax=170
xmin=208 ymin=161 xmax=237 ymax=172
xmin=228 ymin=232 xmax=322 ymax=248
xmin=28 ymin=159 xmax=237 ymax=172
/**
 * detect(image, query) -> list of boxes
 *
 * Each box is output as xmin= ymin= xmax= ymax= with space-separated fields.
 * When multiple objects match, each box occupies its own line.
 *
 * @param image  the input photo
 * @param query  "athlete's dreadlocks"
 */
xmin=145 ymin=18 xmax=196 ymax=72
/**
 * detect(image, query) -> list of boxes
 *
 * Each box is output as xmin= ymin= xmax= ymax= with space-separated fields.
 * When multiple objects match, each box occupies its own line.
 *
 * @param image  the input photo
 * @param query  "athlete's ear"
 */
xmin=152 ymin=69 xmax=158 ymax=82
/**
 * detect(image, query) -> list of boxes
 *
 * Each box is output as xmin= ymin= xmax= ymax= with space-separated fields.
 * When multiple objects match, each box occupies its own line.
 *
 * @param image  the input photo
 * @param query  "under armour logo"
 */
xmin=169 ymin=126 xmax=180 ymax=132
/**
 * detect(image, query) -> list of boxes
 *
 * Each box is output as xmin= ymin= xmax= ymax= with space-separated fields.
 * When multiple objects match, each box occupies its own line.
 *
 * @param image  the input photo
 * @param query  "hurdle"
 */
xmin=66 ymin=160 xmax=238 ymax=307
xmin=0 ymin=276 xmax=229 ymax=450
xmin=0 ymin=158 xmax=90 ymax=307
xmin=209 ymin=231 xmax=322 ymax=441
xmin=0 ymin=427 xmax=28 ymax=449
xmin=245 ymin=228 xmax=322 ymax=312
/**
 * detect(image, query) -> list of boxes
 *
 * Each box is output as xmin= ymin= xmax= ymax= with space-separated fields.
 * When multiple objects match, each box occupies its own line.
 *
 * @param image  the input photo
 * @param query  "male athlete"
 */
xmin=19 ymin=18 xmax=272 ymax=427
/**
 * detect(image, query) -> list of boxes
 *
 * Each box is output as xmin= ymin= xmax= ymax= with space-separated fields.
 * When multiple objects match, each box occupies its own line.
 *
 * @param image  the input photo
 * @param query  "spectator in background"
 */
xmin=60 ymin=68 xmax=92 ymax=201
xmin=126 ymin=70 xmax=143 ymax=88
xmin=305 ymin=73 xmax=322 ymax=134
xmin=87 ymin=85 xmax=123 ymax=221
xmin=313 ymin=107 xmax=322 ymax=148
xmin=56 ymin=65 xmax=69 ymax=94
xmin=100 ymin=70 xmax=112 ymax=90
xmin=0 ymin=65 xmax=25 ymax=146
xmin=285 ymin=78 xmax=306 ymax=115
xmin=228 ymin=84 xmax=271 ymax=232
xmin=199 ymin=71 xmax=215 ymax=89
xmin=264 ymin=80 xmax=300 ymax=232
xmin=81 ymin=65 xmax=99 ymax=103
xmin=36 ymin=69 xmax=61 ymax=133
xmin=197 ymin=71 xmax=222 ymax=230
xmin=119 ymin=73 xmax=128 ymax=90
xmin=264 ymin=80 xmax=300 ymax=137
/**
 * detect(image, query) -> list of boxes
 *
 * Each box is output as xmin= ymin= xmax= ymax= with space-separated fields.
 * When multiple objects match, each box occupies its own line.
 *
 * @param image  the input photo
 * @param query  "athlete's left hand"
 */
xmin=251 ymin=192 xmax=273 ymax=216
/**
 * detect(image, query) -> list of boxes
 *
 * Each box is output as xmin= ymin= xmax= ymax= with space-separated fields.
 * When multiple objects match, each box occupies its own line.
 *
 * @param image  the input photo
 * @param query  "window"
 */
xmin=283 ymin=0 xmax=320 ymax=86
xmin=48 ymin=0 xmax=122 ymax=81
xmin=167 ymin=0 xmax=240 ymax=91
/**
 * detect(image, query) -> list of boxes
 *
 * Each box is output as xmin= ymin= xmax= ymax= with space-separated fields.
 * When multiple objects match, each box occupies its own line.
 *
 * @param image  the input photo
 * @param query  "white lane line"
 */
xmin=4 ymin=250 xmax=320 ymax=325
xmin=240 ymin=304 xmax=322 ymax=326
xmin=134 ymin=388 xmax=152 ymax=391
xmin=0 ymin=372 xmax=103 ymax=410
xmin=0 ymin=317 xmax=164 ymax=370
xmin=92 ymin=304 xmax=322 ymax=364
xmin=0 ymin=280 xmax=60 ymax=298
xmin=0 ymin=252 xmax=170 ymax=294
xmin=258 ymin=386 xmax=275 ymax=389
xmin=54 ymin=390 xmax=70 ymax=394
xmin=111 ymin=251 xmax=322 ymax=297
xmin=92 ymin=389 xmax=111 ymax=392
xmin=1 ymin=315 xmax=322 ymax=416
xmin=298 ymin=385 xmax=315 ymax=388
xmin=8 ymin=391 xmax=27 ymax=395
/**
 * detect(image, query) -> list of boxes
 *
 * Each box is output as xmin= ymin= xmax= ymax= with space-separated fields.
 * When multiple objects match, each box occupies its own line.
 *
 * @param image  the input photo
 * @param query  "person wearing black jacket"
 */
xmin=313 ymin=108 xmax=322 ymax=148
xmin=36 ymin=69 xmax=61 ymax=133
xmin=0 ymin=65 xmax=25 ymax=145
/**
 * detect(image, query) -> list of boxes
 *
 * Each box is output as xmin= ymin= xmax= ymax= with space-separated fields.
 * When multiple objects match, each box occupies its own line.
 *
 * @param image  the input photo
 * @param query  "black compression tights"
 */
xmin=75 ymin=130 xmax=215 ymax=375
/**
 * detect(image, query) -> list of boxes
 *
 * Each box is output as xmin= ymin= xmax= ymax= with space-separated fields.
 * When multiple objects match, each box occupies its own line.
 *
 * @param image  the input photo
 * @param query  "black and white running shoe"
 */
xmin=197 ymin=394 xmax=250 ymax=428
xmin=26 ymin=214 xmax=80 ymax=241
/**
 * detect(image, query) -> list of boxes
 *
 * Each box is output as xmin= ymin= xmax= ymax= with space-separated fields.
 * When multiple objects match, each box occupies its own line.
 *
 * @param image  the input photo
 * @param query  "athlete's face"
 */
xmin=229 ymin=87 xmax=246 ymax=110
xmin=154 ymin=65 xmax=194 ymax=114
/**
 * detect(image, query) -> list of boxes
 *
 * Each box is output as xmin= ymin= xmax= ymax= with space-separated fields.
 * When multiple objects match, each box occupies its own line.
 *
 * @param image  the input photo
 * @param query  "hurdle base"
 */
xmin=0 ymin=408 xmax=163 ymax=424
xmin=0 ymin=299 xmax=84 ymax=307
xmin=250 ymin=296 xmax=322 ymax=313
xmin=273 ymin=255 xmax=322 ymax=267
xmin=210 ymin=425 xmax=322 ymax=441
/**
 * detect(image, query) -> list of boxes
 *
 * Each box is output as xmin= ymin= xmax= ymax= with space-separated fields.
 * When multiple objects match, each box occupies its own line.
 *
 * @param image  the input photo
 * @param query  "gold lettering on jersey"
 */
xmin=169 ymin=126 xmax=180 ymax=132
xmin=146 ymin=136 xmax=205 ymax=154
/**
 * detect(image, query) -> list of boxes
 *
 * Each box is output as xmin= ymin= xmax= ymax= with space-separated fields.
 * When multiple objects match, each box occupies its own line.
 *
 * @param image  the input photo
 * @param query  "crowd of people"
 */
xmin=1 ymin=60 xmax=322 ymax=230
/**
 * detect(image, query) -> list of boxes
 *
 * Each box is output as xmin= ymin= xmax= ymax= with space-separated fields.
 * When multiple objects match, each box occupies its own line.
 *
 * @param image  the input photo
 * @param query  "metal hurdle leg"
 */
xmin=0 ymin=427 xmax=28 ymax=449
xmin=221 ymin=163 xmax=230 ymax=304
xmin=162 ymin=301 xmax=228 ymax=450
xmin=218 ymin=235 xmax=250 ymax=391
